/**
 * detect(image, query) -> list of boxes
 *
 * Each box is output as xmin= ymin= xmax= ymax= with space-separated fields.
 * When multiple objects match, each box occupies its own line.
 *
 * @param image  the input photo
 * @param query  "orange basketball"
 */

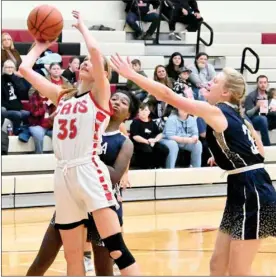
xmin=27 ymin=5 xmax=63 ymax=42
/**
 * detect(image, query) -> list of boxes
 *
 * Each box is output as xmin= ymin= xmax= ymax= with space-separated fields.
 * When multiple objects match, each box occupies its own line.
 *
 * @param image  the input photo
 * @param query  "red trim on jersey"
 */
xmin=89 ymin=91 xmax=113 ymax=116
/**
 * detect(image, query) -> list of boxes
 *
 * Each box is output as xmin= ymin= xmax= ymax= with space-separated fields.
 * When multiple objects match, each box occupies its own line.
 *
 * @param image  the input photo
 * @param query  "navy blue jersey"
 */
xmin=206 ymin=102 xmax=264 ymax=170
xmin=99 ymin=130 xmax=127 ymax=166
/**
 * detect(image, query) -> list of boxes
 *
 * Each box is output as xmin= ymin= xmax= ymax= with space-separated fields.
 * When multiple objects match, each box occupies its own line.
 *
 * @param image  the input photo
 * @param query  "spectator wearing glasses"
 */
xmin=123 ymin=0 xmax=160 ymax=40
xmin=1 ymin=60 xmax=30 ymax=135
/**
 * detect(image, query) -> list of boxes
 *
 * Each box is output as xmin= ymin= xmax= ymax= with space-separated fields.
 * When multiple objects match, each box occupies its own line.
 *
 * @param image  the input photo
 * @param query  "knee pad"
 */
xmin=102 ymin=232 xmax=135 ymax=270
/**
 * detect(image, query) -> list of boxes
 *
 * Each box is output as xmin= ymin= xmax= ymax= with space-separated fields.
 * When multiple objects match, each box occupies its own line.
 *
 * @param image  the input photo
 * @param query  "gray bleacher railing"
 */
xmin=240 ymin=47 xmax=260 ymax=75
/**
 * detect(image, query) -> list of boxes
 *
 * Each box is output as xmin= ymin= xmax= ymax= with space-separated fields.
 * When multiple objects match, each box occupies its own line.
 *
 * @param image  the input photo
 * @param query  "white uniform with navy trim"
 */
xmin=52 ymin=91 xmax=118 ymax=227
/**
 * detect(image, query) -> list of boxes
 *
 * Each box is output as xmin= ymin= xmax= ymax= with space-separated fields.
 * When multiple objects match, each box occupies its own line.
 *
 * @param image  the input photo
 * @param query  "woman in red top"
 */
xmin=28 ymin=91 xmax=56 ymax=153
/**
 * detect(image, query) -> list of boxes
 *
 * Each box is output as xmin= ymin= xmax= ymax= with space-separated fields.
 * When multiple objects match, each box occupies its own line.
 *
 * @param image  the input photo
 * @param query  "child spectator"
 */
xmin=166 ymin=52 xmax=185 ymax=81
xmin=126 ymin=59 xmax=148 ymax=101
xmin=160 ymin=108 xmax=202 ymax=168
xmin=173 ymin=66 xmax=194 ymax=98
xmin=62 ymin=56 xmax=80 ymax=86
xmin=130 ymin=103 xmax=169 ymax=169
xmin=28 ymin=91 xmax=56 ymax=154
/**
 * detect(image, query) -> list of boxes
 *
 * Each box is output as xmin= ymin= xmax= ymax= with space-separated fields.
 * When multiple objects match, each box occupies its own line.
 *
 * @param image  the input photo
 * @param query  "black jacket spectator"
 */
xmin=2 ymin=74 xmax=24 ymax=111
xmin=123 ymin=0 xmax=159 ymax=14
xmin=163 ymin=0 xmax=203 ymax=36
xmin=123 ymin=0 xmax=160 ymax=39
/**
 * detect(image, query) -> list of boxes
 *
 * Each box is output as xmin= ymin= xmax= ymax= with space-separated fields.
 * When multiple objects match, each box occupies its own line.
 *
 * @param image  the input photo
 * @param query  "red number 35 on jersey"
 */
xmin=57 ymin=119 xmax=77 ymax=140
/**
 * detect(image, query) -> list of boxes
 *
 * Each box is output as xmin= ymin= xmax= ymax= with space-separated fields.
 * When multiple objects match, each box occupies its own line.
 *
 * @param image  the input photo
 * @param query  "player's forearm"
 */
xmin=127 ymin=71 xmax=201 ymax=116
xmin=20 ymin=46 xmax=42 ymax=70
xmin=80 ymin=26 xmax=101 ymax=57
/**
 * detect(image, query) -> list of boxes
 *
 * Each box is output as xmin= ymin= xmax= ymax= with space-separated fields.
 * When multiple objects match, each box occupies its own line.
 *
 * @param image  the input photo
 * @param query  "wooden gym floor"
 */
xmin=2 ymin=197 xmax=276 ymax=276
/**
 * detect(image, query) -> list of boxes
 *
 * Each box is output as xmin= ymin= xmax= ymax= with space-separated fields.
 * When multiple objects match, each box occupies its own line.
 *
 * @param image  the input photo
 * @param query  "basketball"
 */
xmin=27 ymin=5 xmax=63 ymax=42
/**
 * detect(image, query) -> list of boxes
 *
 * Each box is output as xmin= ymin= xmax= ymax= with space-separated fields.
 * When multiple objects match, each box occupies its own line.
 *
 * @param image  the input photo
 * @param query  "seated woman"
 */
xmin=146 ymin=65 xmax=173 ymax=125
xmin=1 ymin=60 xmax=30 ymax=135
xmin=188 ymin=52 xmax=216 ymax=100
xmin=28 ymin=90 xmax=56 ymax=154
xmin=160 ymin=107 xmax=202 ymax=168
xmin=1 ymin=32 xmax=22 ymax=69
xmin=62 ymin=56 xmax=80 ymax=86
xmin=130 ymin=103 xmax=169 ymax=169
xmin=188 ymin=52 xmax=216 ymax=144
xmin=165 ymin=52 xmax=185 ymax=81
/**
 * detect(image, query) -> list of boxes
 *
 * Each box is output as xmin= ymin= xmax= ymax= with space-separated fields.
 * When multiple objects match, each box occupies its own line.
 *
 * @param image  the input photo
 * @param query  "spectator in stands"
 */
xmin=27 ymin=90 xmax=56 ymax=154
xmin=188 ymin=52 xmax=216 ymax=99
xmin=163 ymin=0 xmax=203 ymax=40
xmin=245 ymin=75 xmax=276 ymax=146
xmin=173 ymin=66 xmax=194 ymax=98
xmin=123 ymin=0 xmax=160 ymax=40
xmin=126 ymin=59 xmax=148 ymax=101
xmin=146 ymin=65 xmax=173 ymax=120
xmin=160 ymin=107 xmax=202 ymax=168
xmin=1 ymin=60 xmax=30 ymax=135
xmin=1 ymin=32 xmax=22 ymax=69
xmin=1 ymin=59 xmax=29 ymax=100
xmin=267 ymin=88 xmax=276 ymax=131
xmin=166 ymin=52 xmax=185 ymax=81
xmin=130 ymin=103 xmax=169 ymax=169
xmin=34 ymin=50 xmax=62 ymax=77
xmin=29 ymin=62 xmax=72 ymax=97
xmin=62 ymin=56 xmax=80 ymax=86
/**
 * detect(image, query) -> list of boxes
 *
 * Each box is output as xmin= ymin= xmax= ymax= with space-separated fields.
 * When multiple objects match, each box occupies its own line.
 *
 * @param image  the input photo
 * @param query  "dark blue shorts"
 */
xmin=220 ymin=168 xmax=276 ymax=240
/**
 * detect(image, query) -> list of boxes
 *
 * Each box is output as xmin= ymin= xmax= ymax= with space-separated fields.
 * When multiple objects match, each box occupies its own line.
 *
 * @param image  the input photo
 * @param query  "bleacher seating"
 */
xmin=2 ymin=1 xmax=276 ymax=209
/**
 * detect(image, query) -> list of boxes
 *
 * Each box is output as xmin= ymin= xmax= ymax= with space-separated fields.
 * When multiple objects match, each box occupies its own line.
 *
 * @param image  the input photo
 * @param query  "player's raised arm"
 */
xmin=19 ymin=41 xmax=62 ymax=105
xmin=72 ymin=11 xmax=110 ymax=109
xmin=110 ymin=54 xmax=227 ymax=133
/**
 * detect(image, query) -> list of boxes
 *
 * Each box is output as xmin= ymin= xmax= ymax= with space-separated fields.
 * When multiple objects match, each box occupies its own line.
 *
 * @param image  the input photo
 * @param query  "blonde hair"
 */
xmin=222 ymin=67 xmax=255 ymax=135
xmin=2 ymin=33 xmax=14 ymax=50
xmin=61 ymin=55 xmax=112 ymax=100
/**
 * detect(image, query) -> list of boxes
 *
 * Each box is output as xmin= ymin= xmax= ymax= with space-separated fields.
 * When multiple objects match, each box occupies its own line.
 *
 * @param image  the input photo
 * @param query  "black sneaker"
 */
xmin=143 ymin=33 xmax=154 ymax=40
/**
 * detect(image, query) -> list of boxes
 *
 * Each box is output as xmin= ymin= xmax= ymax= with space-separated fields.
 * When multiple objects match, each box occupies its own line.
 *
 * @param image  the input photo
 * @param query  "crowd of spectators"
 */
xmin=2 ymin=1 xmax=276 ymax=169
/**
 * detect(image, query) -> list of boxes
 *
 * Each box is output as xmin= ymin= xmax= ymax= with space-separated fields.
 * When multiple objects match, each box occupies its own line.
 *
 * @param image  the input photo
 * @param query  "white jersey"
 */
xmin=52 ymin=91 xmax=119 ymax=226
xmin=52 ymin=91 xmax=111 ymax=161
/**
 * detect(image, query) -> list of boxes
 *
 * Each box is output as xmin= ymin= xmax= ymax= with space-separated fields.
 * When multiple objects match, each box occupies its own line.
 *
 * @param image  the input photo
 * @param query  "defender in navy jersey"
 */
xmin=26 ymin=90 xmax=140 ymax=276
xmin=110 ymin=55 xmax=276 ymax=276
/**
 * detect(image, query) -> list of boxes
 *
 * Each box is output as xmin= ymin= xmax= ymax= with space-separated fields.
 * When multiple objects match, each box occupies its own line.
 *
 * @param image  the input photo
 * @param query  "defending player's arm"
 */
xmin=72 ymin=11 xmax=110 ymax=110
xmin=19 ymin=42 xmax=62 ymax=105
xmin=110 ymin=54 xmax=228 ymax=133
xmin=107 ymin=138 xmax=134 ymax=185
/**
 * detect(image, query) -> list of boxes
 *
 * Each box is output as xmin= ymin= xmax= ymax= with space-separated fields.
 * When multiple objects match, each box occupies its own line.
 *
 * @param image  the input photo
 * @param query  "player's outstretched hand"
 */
xmin=72 ymin=10 xmax=86 ymax=32
xmin=110 ymin=53 xmax=134 ymax=80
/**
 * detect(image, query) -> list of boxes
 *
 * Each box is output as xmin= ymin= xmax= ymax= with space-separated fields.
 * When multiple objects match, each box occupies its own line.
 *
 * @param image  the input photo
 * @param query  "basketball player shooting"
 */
xmin=110 ymin=54 xmax=276 ymax=276
xmin=19 ymin=11 xmax=140 ymax=276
